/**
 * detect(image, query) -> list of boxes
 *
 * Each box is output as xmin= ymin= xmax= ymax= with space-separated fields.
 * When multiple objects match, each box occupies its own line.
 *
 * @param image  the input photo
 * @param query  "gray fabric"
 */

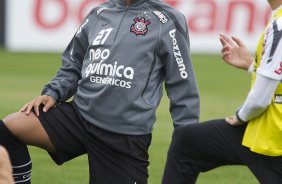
xmin=42 ymin=0 xmax=200 ymax=135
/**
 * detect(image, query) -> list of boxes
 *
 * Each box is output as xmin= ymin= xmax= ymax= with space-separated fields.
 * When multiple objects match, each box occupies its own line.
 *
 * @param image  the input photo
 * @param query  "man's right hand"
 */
xmin=219 ymin=34 xmax=254 ymax=71
xmin=20 ymin=95 xmax=55 ymax=116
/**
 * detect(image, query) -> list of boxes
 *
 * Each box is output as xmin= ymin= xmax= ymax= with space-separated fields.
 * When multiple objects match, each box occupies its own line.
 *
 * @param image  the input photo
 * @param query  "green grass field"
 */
xmin=0 ymin=49 xmax=258 ymax=183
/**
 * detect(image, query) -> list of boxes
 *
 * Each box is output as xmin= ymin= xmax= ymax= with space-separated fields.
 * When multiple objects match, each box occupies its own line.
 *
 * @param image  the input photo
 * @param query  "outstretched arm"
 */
xmin=219 ymin=34 xmax=254 ymax=71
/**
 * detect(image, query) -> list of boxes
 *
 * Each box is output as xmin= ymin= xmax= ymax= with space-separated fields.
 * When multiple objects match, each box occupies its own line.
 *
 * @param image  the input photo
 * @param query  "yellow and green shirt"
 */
xmin=242 ymin=7 xmax=282 ymax=156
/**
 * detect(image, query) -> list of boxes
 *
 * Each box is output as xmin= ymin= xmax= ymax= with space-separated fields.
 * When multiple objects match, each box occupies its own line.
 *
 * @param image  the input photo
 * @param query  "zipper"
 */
xmin=113 ymin=7 xmax=128 ymax=42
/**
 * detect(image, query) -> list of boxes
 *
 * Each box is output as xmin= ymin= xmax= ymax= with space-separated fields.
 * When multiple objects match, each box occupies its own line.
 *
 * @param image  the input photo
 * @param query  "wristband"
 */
xmin=236 ymin=110 xmax=247 ymax=124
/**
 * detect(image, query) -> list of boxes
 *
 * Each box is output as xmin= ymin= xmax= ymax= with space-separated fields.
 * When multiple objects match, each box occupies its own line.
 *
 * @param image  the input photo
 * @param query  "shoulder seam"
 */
xmin=148 ymin=1 xmax=187 ymax=40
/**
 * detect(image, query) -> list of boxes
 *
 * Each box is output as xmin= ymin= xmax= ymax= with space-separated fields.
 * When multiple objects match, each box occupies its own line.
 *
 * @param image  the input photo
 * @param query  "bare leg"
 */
xmin=3 ymin=111 xmax=55 ymax=152
xmin=1 ymin=111 xmax=56 ymax=183
xmin=0 ymin=146 xmax=14 ymax=184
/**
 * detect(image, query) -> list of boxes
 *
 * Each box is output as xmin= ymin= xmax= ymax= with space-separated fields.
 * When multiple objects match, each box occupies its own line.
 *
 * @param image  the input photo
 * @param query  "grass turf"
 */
xmin=0 ymin=49 xmax=258 ymax=183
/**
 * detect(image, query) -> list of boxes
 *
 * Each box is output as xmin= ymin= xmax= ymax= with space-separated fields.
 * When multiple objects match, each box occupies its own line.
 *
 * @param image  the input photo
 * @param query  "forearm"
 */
xmin=41 ymin=61 xmax=81 ymax=103
xmin=237 ymin=74 xmax=279 ymax=122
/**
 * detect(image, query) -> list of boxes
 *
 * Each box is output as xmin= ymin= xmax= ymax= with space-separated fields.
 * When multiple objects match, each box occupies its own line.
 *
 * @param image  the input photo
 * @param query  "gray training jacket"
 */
xmin=42 ymin=0 xmax=200 ymax=135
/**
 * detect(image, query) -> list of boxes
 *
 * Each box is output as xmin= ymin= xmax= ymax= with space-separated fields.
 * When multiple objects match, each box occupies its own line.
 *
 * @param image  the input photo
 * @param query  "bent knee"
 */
xmin=3 ymin=112 xmax=26 ymax=124
xmin=173 ymin=124 xmax=198 ymax=142
xmin=3 ymin=112 xmax=24 ymax=133
xmin=2 ymin=112 xmax=38 ymax=138
xmin=170 ymin=124 xmax=204 ymax=154
xmin=170 ymin=125 xmax=192 ymax=152
xmin=2 ymin=112 xmax=55 ymax=152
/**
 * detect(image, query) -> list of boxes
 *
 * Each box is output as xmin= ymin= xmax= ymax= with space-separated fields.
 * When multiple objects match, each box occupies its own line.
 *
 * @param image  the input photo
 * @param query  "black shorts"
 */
xmin=36 ymin=102 xmax=152 ymax=184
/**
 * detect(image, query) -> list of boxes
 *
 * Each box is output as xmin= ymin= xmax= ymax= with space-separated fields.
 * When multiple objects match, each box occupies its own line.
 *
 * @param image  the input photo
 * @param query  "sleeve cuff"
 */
xmin=42 ymin=89 xmax=59 ymax=102
xmin=247 ymin=61 xmax=255 ymax=74
xmin=236 ymin=109 xmax=247 ymax=124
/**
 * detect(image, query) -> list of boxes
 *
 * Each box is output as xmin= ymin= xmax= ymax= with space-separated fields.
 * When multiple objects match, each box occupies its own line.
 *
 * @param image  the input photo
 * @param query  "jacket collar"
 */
xmin=112 ymin=0 xmax=147 ymax=7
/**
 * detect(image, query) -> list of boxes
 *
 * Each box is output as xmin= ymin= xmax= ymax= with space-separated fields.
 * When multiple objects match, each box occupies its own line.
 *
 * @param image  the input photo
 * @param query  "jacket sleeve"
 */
xmin=159 ymin=15 xmax=200 ymax=127
xmin=41 ymin=17 xmax=90 ymax=102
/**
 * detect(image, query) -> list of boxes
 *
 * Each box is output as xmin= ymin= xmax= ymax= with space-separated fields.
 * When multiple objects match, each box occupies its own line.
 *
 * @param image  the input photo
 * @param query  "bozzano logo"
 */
xmin=169 ymin=29 xmax=188 ymax=79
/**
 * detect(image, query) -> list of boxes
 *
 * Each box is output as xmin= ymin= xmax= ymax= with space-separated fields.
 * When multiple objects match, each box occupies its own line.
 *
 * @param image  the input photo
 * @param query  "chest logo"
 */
xmin=130 ymin=17 xmax=151 ymax=36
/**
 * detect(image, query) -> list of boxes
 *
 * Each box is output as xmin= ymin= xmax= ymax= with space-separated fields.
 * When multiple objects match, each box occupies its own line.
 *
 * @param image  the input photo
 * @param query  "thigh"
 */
xmin=3 ymin=102 xmax=87 ymax=165
xmin=173 ymin=119 xmax=256 ymax=168
xmin=3 ymin=111 xmax=55 ymax=152
xmin=35 ymin=102 xmax=88 ymax=164
xmin=85 ymin=124 xmax=151 ymax=184
xmin=163 ymin=119 xmax=259 ymax=184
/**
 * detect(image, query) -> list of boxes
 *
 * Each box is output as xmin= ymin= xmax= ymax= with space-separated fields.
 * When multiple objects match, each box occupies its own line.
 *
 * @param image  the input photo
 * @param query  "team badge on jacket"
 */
xmin=130 ymin=17 xmax=151 ymax=36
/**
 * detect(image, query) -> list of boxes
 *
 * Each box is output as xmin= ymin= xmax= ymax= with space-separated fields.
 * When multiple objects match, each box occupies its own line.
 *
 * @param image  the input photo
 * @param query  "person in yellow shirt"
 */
xmin=162 ymin=0 xmax=282 ymax=183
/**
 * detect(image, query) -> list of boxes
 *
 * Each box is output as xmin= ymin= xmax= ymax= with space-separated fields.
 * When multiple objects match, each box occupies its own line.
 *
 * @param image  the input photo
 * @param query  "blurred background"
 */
xmin=0 ymin=0 xmax=271 ymax=183
xmin=0 ymin=0 xmax=270 ymax=52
